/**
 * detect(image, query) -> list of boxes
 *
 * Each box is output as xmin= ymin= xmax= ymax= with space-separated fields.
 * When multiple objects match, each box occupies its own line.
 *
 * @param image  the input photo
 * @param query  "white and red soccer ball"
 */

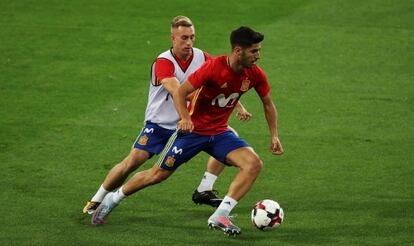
xmin=251 ymin=199 xmax=284 ymax=230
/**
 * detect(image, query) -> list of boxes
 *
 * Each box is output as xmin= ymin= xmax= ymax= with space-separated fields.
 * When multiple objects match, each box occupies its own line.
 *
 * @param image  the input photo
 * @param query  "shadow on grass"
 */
xmin=72 ymin=195 xmax=413 ymax=244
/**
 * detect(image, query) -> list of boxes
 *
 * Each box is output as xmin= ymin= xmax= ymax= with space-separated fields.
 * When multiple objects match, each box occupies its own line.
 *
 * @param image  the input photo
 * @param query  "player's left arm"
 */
xmin=260 ymin=93 xmax=284 ymax=155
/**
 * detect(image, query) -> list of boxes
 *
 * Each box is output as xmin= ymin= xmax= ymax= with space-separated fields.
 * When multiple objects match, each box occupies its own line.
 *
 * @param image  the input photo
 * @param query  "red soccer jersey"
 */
xmin=155 ymin=50 xmax=212 ymax=84
xmin=188 ymin=55 xmax=270 ymax=135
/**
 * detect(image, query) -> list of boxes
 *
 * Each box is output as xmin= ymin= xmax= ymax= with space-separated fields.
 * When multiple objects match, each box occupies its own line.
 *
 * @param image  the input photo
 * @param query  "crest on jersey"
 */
xmin=165 ymin=156 xmax=176 ymax=167
xmin=240 ymin=77 xmax=251 ymax=91
xmin=138 ymin=135 xmax=149 ymax=145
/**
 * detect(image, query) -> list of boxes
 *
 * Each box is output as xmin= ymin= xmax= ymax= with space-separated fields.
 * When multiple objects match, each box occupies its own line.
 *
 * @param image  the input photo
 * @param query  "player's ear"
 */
xmin=233 ymin=46 xmax=242 ymax=56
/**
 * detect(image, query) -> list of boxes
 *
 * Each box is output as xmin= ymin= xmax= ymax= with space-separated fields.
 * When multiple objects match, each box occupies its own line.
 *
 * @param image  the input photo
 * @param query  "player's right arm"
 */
xmin=174 ymin=59 xmax=213 ymax=132
xmin=174 ymin=81 xmax=196 ymax=132
xmin=160 ymin=77 xmax=180 ymax=95
xmin=155 ymin=58 xmax=180 ymax=96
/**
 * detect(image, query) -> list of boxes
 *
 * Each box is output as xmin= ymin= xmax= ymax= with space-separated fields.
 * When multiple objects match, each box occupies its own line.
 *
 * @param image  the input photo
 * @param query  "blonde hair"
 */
xmin=171 ymin=16 xmax=193 ymax=32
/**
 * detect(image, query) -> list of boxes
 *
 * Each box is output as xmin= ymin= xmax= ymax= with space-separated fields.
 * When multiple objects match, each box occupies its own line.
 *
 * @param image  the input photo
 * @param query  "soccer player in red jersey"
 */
xmin=174 ymin=26 xmax=284 ymax=235
xmin=92 ymin=26 xmax=284 ymax=237
xmin=83 ymin=16 xmax=252 ymax=215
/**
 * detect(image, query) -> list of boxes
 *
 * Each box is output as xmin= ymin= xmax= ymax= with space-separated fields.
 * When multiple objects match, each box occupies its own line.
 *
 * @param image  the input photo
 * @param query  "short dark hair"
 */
xmin=230 ymin=26 xmax=264 ymax=49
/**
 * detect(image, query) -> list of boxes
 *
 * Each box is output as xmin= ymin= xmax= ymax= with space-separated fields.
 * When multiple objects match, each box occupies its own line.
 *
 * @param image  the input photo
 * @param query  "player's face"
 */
xmin=171 ymin=26 xmax=195 ymax=58
xmin=240 ymin=43 xmax=261 ymax=68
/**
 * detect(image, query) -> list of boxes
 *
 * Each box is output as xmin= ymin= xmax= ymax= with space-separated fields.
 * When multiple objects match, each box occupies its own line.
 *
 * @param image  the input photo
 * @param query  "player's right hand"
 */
xmin=177 ymin=118 xmax=194 ymax=133
xmin=236 ymin=109 xmax=252 ymax=122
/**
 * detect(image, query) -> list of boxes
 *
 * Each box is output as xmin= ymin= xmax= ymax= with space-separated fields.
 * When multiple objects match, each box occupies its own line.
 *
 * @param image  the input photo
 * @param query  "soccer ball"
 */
xmin=251 ymin=199 xmax=284 ymax=230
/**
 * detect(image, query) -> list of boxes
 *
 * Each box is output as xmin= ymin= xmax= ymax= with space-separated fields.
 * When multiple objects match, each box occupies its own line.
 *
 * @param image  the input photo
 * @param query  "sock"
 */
xmin=197 ymin=172 xmax=218 ymax=192
xmin=91 ymin=185 xmax=109 ymax=202
xmin=212 ymin=196 xmax=238 ymax=217
xmin=112 ymin=186 xmax=127 ymax=204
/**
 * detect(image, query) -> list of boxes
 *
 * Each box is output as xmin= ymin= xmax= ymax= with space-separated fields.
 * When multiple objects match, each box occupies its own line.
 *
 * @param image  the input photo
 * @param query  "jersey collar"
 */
xmin=170 ymin=48 xmax=194 ymax=73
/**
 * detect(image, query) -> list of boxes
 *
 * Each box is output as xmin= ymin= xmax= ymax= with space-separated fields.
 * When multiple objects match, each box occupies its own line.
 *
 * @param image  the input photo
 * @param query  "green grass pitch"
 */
xmin=1 ymin=0 xmax=413 ymax=245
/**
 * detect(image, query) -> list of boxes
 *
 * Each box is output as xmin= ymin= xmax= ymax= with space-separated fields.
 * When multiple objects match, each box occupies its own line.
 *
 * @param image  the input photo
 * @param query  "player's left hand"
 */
xmin=270 ymin=137 xmax=284 ymax=155
xmin=236 ymin=108 xmax=252 ymax=122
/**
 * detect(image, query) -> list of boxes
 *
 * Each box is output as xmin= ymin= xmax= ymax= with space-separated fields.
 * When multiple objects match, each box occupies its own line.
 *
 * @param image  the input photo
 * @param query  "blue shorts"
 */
xmin=156 ymin=130 xmax=250 ymax=171
xmin=133 ymin=122 xmax=176 ymax=157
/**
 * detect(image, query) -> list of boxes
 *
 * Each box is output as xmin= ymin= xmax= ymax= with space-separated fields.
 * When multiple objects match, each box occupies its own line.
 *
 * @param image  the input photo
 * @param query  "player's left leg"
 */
xmin=192 ymin=126 xmax=240 ymax=207
xmin=192 ymin=157 xmax=225 ymax=207
xmin=205 ymin=131 xmax=262 ymax=236
xmin=208 ymin=147 xmax=262 ymax=236
xmin=223 ymin=147 xmax=263 ymax=200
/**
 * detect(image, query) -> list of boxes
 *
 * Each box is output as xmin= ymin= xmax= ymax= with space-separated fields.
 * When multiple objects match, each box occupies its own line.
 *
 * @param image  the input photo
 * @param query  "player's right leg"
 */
xmin=91 ymin=165 xmax=173 ymax=226
xmin=120 ymin=130 xmax=209 ymax=196
xmin=91 ymin=131 xmax=208 ymax=225
xmin=83 ymin=122 xmax=174 ymax=214
xmin=101 ymin=148 xmax=151 ymax=192
xmin=83 ymin=148 xmax=150 ymax=214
